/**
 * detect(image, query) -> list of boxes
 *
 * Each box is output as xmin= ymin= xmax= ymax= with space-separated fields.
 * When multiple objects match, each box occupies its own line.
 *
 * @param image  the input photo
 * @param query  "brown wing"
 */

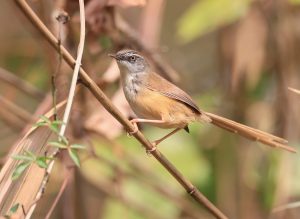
xmin=144 ymin=72 xmax=201 ymax=113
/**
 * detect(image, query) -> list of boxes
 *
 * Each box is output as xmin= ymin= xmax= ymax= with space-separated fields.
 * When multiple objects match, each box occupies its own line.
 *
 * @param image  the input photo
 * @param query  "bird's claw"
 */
xmin=127 ymin=120 xmax=139 ymax=137
xmin=146 ymin=141 xmax=157 ymax=155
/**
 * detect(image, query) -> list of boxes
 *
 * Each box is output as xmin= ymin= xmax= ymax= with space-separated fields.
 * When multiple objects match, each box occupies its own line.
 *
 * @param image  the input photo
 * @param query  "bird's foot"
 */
xmin=146 ymin=141 xmax=158 ymax=155
xmin=127 ymin=119 xmax=139 ymax=137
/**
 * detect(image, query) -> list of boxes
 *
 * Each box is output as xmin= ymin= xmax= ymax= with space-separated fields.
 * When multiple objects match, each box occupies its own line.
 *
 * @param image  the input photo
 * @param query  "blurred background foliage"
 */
xmin=0 ymin=0 xmax=300 ymax=219
xmin=177 ymin=0 xmax=251 ymax=43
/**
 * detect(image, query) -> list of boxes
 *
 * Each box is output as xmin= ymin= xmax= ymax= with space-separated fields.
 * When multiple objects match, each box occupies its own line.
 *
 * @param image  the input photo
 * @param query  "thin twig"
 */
xmin=59 ymin=0 xmax=85 ymax=138
xmin=51 ymin=10 xmax=69 ymax=120
xmin=22 ymin=0 xmax=85 ymax=218
xmin=0 ymin=67 xmax=44 ymax=99
xmin=51 ymin=30 xmax=60 ymax=121
xmin=45 ymin=170 xmax=71 ymax=219
xmin=14 ymin=1 xmax=227 ymax=218
xmin=272 ymin=201 xmax=300 ymax=213
xmin=288 ymin=87 xmax=300 ymax=95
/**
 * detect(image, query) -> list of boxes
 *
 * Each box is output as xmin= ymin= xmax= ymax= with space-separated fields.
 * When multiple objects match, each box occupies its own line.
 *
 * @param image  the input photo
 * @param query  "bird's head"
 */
xmin=109 ymin=50 xmax=149 ymax=74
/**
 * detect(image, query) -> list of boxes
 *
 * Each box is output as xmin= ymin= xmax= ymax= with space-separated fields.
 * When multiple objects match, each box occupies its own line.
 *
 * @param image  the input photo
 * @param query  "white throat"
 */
xmin=121 ymin=71 xmax=145 ymax=102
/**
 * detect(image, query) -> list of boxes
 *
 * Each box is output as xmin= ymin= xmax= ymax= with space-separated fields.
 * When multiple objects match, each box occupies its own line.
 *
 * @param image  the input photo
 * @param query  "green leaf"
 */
xmin=52 ymin=120 xmax=65 ymax=125
xmin=48 ymin=141 xmax=68 ymax=149
xmin=39 ymin=115 xmax=51 ymax=123
xmin=9 ymin=203 xmax=20 ymax=213
xmin=33 ymin=121 xmax=47 ymax=127
xmin=45 ymin=156 xmax=54 ymax=160
xmin=49 ymin=124 xmax=59 ymax=134
xmin=50 ymin=120 xmax=65 ymax=134
xmin=68 ymin=149 xmax=81 ymax=167
xmin=11 ymin=154 xmax=34 ymax=161
xmin=12 ymin=150 xmax=36 ymax=162
xmin=70 ymin=144 xmax=85 ymax=150
xmin=24 ymin=150 xmax=36 ymax=159
xmin=36 ymin=157 xmax=48 ymax=169
xmin=12 ymin=162 xmax=30 ymax=180
xmin=59 ymin=135 xmax=69 ymax=145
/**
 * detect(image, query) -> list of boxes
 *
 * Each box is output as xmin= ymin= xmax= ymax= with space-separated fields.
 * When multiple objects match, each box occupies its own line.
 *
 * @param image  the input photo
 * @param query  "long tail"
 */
xmin=204 ymin=112 xmax=296 ymax=153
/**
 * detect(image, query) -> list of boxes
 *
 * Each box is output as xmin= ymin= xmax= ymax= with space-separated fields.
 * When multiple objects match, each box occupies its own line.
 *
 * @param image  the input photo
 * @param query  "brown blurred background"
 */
xmin=0 ymin=0 xmax=300 ymax=218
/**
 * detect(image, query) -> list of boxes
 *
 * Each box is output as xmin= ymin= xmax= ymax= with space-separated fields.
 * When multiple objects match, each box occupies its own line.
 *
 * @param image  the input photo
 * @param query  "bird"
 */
xmin=109 ymin=49 xmax=296 ymax=153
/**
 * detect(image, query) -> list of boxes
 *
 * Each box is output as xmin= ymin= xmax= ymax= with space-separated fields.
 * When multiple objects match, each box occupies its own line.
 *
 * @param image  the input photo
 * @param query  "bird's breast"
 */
xmin=122 ymin=74 xmax=142 ymax=102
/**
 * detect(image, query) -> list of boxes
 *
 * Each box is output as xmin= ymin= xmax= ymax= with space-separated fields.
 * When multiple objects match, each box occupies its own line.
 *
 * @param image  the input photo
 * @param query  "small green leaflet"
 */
xmin=36 ymin=157 xmax=48 ymax=169
xmin=68 ymin=149 xmax=81 ymax=167
xmin=70 ymin=144 xmax=85 ymax=150
xmin=12 ymin=162 xmax=30 ymax=180
xmin=9 ymin=203 xmax=20 ymax=213
xmin=48 ymin=141 xmax=68 ymax=149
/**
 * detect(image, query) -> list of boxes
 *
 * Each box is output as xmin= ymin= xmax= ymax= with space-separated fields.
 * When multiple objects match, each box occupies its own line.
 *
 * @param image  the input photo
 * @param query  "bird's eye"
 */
xmin=129 ymin=56 xmax=136 ymax=62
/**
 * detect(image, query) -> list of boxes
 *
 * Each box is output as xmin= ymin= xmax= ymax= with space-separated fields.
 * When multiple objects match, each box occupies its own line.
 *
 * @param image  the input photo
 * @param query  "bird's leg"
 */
xmin=146 ymin=128 xmax=182 ymax=154
xmin=127 ymin=119 xmax=181 ymax=154
xmin=152 ymin=128 xmax=181 ymax=147
xmin=128 ymin=118 xmax=165 ymax=135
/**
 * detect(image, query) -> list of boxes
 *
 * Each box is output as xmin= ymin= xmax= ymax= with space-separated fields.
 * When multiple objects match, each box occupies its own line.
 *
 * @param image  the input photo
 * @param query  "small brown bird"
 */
xmin=109 ymin=50 xmax=295 ymax=153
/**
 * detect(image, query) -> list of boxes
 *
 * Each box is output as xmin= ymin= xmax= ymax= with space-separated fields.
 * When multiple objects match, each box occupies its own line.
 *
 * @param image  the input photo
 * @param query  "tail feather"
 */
xmin=205 ymin=112 xmax=296 ymax=153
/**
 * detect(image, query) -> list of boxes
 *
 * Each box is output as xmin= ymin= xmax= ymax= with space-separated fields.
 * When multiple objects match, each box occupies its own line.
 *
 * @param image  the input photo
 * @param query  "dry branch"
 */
xmin=45 ymin=169 xmax=71 ymax=219
xmin=288 ymin=87 xmax=300 ymax=95
xmin=0 ymin=96 xmax=33 ymax=124
xmin=58 ymin=0 xmax=85 ymax=138
xmin=25 ymin=0 xmax=86 ymax=217
xmin=0 ymin=68 xmax=44 ymax=100
xmin=0 ymin=106 xmax=26 ymax=131
xmin=13 ymin=0 xmax=227 ymax=218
